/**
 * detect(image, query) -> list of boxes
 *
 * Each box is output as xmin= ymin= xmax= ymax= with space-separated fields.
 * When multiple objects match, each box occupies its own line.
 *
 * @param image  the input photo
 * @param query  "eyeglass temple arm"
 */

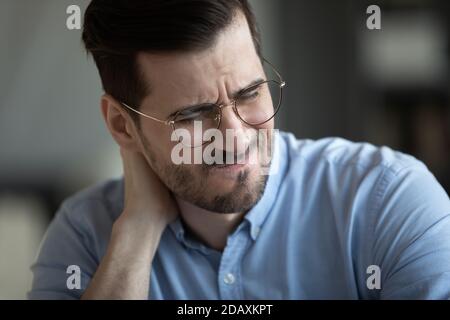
xmin=262 ymin=57 xmax=286 ymax=88
xmin=121 ymin=58 xmax=284 ymax=125
xmin=121 ymin=102 xmax=174 ymax=125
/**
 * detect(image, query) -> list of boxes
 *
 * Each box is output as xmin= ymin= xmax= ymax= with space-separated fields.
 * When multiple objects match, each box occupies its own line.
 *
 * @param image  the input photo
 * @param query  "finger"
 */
xmin=120 ymin=147 xmax=136 ymax=186
xmin=120 ymin=148 xmax=151 ymax=181
xmin=119 ymin=147 xmax=129 ymax=174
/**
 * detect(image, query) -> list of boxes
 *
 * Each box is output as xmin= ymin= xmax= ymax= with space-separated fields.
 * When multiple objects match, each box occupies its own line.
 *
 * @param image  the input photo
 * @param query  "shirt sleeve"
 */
xmin=27 ymin=201 xmax=103 ymax=300
xmin=371 ymin=163 xmax=450 ymax=299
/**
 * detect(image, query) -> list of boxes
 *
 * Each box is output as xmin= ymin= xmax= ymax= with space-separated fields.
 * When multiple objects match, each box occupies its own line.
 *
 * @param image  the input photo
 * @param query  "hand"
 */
xmin=82 ymin=148 xmax=176 ymax=300
xmin=117 ymin=147 xmax=179 ymax=230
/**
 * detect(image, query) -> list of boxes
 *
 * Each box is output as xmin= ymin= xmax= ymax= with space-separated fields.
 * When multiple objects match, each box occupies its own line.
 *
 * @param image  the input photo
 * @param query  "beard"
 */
xmin=162 ymin=162 xmax=268 ymax=213
xmin=138 ymin=131 xmax=273 ymax=214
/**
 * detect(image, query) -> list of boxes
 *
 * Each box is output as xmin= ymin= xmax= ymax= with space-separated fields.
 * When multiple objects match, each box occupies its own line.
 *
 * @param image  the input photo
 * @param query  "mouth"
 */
xmin=211 ymin=162 xmax=246 ymax=171
xmin=208 ymin=146 xmax=255 ymax=175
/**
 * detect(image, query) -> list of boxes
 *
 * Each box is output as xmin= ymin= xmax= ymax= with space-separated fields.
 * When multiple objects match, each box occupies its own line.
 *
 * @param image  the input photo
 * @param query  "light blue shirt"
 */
xmin=29 ymin=132 xmax=450 ymax=299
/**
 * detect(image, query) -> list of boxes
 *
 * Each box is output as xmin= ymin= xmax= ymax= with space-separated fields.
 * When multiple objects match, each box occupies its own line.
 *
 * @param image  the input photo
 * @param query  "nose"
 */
xmin=217 ymin=101 xmax=251 ymax=155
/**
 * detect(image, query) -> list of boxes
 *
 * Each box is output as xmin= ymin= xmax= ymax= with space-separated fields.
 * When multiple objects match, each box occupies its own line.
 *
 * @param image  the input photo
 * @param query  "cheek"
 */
xmin=139 ymin=125 xmax=174 ymax=160
xmin=260 ymin=118 xmax=274 ymax=130
xmin=252 ymin=118 xmax=274 ymax=136
xmin=252 ymin=121 xmax=275 ymax=163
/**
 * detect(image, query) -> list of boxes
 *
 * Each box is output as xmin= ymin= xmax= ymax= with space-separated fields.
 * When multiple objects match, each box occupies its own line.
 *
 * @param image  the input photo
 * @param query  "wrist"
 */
xmin=113 ymin=209 xmax=168 ymax=242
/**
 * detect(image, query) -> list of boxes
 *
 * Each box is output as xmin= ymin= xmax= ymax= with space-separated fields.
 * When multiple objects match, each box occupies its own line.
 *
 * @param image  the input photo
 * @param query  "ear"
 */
xmin=100 ymin=94 xmax=141 ymax=152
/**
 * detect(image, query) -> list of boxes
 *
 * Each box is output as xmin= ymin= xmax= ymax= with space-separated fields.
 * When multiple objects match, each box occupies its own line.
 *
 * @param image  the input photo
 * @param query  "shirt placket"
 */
xmin=217 ymin=224 xmax=251 ymax=299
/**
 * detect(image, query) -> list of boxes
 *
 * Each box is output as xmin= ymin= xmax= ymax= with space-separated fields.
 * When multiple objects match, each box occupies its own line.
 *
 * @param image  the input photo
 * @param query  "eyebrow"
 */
xmin=166 ymin=77 xmax=265 ymax=119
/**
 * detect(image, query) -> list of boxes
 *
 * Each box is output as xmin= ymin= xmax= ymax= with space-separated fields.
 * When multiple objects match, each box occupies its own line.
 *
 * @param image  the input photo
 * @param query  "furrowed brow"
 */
xmin=167 ymin=77 xmax=266 ymax=119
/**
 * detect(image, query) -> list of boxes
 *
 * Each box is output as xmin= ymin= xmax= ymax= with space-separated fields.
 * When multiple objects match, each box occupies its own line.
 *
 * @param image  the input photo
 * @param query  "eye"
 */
xmin=241 ymin=90 xmax=259 ymax=100
xmin=176 ymin=110 xmax=203 ymax=122
xmin=175 ymin=104 xmax=216 ymax=122
xmin=239 ymin=83 xmax=264 ymax=101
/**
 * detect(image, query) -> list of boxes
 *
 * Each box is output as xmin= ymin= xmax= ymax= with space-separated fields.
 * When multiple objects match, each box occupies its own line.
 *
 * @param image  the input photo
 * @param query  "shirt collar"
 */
xmin=244 ymin=130 xmax=287 ymax=240
xmin=169 ymin=217 xmax=212 ymax=254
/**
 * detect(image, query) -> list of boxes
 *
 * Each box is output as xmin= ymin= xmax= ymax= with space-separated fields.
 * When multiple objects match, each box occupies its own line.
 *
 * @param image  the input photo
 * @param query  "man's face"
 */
xmin=133 ymin=12 xmax=274 ymax=214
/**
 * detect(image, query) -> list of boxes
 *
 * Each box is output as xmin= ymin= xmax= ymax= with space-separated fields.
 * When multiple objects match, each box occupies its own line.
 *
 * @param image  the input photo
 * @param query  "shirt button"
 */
xmin=223 ymin=273 xmax=235 ymax=285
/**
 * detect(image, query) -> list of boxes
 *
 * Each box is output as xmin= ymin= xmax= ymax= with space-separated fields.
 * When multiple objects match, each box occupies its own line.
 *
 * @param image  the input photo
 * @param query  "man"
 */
xmin=29 ymin=0 xmax=450 ymax=299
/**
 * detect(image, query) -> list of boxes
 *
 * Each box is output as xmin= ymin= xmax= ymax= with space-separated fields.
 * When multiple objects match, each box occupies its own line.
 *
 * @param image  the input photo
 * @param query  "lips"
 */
xmin=203 ymin=135 xmax=264 ymax=175
xmin=213 ymin=163 xmax=246 ymax=169
xmin=210 ymin=147 xmax=251 ymax=168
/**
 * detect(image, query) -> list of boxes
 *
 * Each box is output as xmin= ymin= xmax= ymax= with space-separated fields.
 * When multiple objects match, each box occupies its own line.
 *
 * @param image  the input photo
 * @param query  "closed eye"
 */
xmin=241 ymin=90 xmax=259 ymax=100
xmin=175 ymin=104 xmax=216 ymax=122
xmin=238 ymin=82 xmax=265 ymax=101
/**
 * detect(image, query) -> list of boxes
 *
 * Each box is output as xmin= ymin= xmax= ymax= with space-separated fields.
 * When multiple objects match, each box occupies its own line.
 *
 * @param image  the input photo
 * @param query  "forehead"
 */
xmin=136 ymin=11 xmax=262 ymax=112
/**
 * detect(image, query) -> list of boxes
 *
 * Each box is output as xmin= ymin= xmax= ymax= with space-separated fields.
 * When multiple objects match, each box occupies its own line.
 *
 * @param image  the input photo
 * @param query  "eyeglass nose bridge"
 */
xmin=215 ymin=99 xmax=242 ymax=126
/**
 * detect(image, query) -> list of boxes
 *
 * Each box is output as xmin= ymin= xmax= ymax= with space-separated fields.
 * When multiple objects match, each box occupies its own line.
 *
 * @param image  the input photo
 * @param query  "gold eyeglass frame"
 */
xmin=120 ymin=58 xmax=286 ymax=146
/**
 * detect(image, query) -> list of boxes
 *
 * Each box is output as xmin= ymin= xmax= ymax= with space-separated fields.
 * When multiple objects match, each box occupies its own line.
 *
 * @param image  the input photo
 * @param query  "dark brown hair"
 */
xmin=82 ymin=0 xmax=262 ymax=123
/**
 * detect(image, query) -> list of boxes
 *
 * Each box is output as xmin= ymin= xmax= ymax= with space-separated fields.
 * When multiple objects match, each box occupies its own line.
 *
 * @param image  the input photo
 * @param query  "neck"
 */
xmin=175 ymin=197 xmax=246 ymax=251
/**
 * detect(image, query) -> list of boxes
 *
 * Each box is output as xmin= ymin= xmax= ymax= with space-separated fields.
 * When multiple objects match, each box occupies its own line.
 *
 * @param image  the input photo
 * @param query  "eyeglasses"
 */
xmin=120 ymin=58 xmax=285 ymax=147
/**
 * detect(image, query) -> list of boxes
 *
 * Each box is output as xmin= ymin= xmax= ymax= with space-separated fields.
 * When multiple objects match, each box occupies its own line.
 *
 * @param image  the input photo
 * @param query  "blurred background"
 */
xmin=0 ymin=0 xmax=449 ymax=299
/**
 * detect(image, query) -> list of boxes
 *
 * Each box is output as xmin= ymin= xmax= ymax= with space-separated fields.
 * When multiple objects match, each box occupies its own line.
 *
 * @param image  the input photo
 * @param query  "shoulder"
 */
xmin=28 ymin=178 xmax=125 ymax=299
xmin=279 ymin=131 xmax=426 ymax=176
xmin=48 ymin=177 xmax=124 ymax=255
xmin=59 ymin=177 xmax=124 ymax=226
xmin=277 ymin=131 xmax=449 ymax=227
